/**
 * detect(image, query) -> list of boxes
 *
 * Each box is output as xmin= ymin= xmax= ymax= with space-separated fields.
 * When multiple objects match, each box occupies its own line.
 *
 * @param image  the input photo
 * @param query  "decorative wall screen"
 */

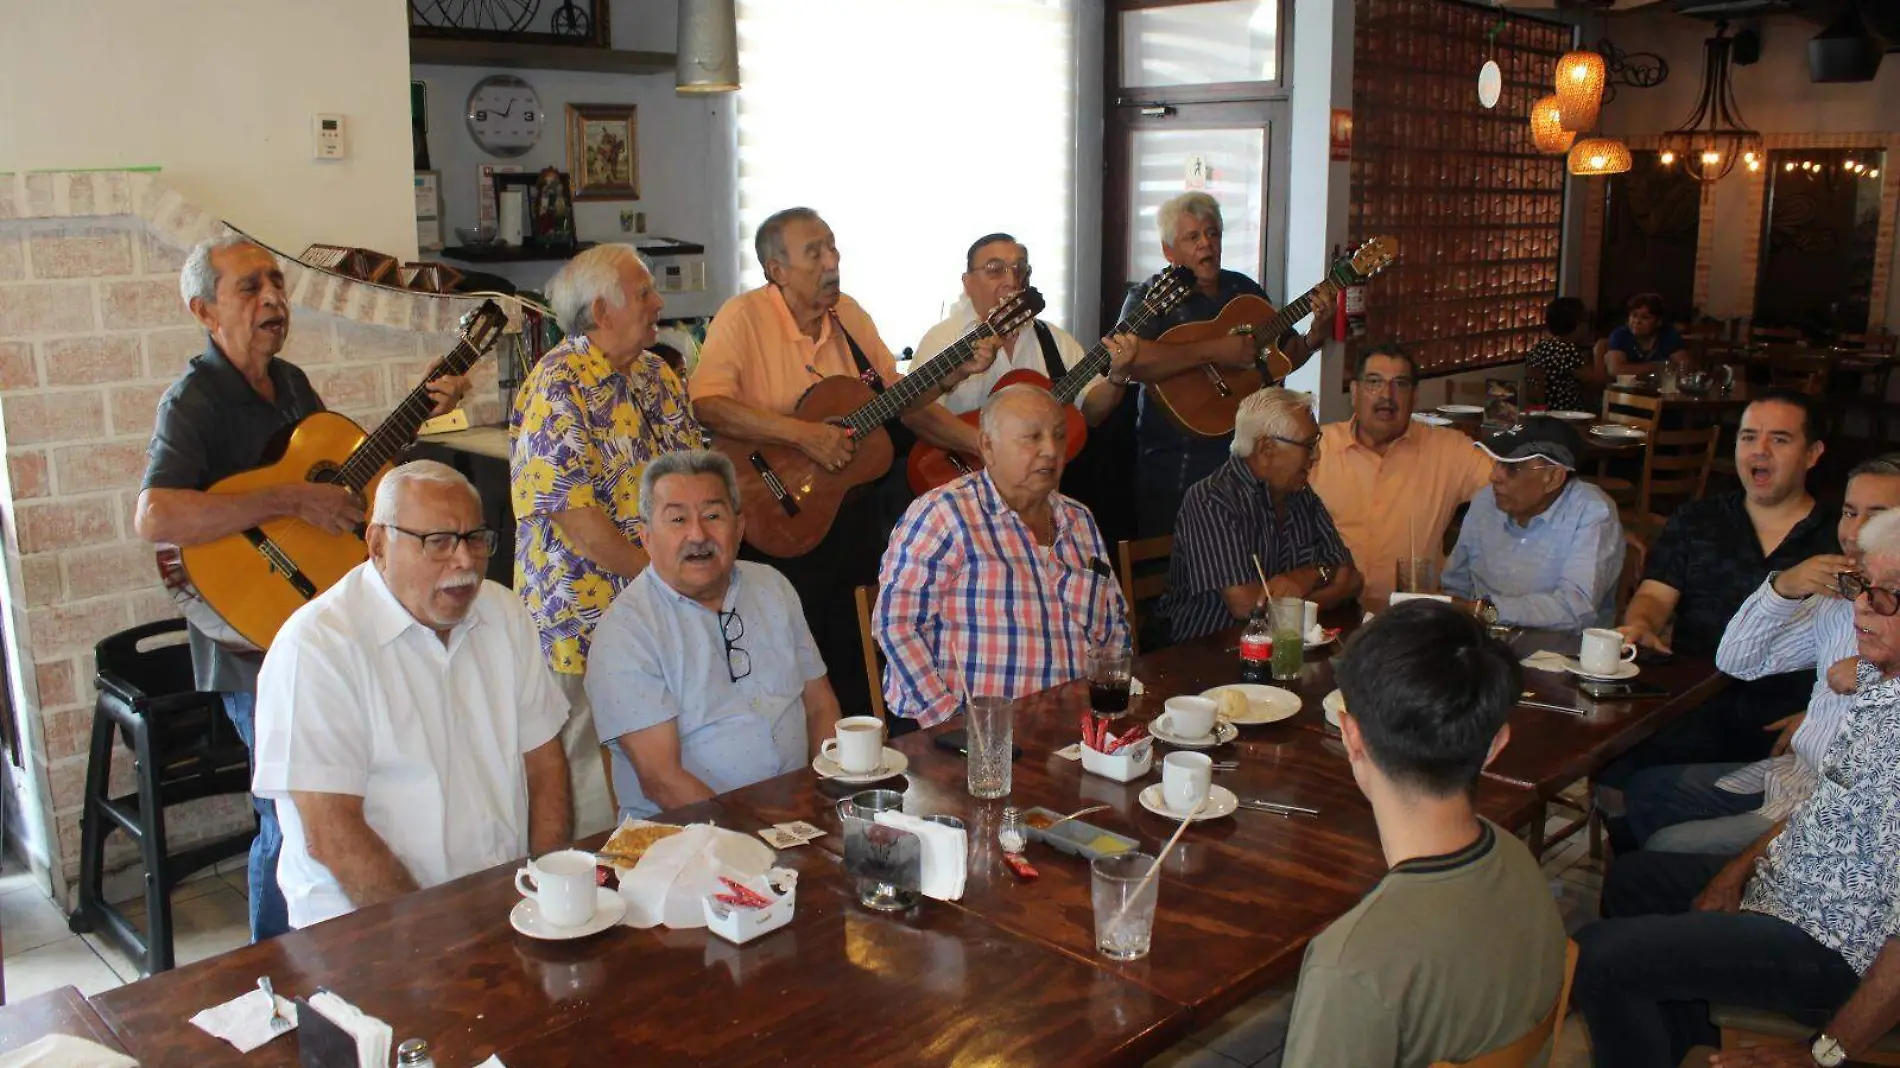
xmin=1349 ymin=0 xmax=1571 ymax=375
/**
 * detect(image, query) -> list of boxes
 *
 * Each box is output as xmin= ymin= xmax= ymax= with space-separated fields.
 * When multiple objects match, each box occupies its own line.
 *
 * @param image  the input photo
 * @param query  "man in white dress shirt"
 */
xmin=254 ymin=460 xmax=572 ymax=928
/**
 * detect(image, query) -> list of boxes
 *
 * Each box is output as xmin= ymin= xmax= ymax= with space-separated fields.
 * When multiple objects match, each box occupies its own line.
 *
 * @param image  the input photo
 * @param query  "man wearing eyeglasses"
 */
xmin=1160 ymin=387 xmax=1361 ymax=645
xmin=1310 ymin=345 xmax=1495 ymax=604
xmin=584 ymin=450 xmax=840 ymax=819
xmin=252 ymin=461 xmax=571 ymax=929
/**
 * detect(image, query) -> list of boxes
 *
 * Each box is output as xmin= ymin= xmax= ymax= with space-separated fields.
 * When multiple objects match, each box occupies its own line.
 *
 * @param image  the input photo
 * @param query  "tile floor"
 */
xmin=0 ymin=816 xmax=1607 ymax=1067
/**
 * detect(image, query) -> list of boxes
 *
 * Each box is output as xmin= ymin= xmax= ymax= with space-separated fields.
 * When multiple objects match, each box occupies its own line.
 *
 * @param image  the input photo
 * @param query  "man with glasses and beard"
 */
xmin=584 ymin=450 xmax=842 ymax=819
xmin=252 ymin=462 xmax=570 ymax=929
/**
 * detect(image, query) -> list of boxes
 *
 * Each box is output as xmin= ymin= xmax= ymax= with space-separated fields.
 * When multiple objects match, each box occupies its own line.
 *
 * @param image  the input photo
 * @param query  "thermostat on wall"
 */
xmin=313 ymin=114 xmax=346 ymax=160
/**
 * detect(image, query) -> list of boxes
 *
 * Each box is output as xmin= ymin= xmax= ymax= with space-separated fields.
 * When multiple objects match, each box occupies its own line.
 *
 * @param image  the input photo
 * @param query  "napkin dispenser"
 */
xmin=293 ymin=997 xmax=356 ymax=1068
xmin=703 ymin=869 xmax=798 ymax=945
xmin=841 ymin=814 xmax=923 ymax=893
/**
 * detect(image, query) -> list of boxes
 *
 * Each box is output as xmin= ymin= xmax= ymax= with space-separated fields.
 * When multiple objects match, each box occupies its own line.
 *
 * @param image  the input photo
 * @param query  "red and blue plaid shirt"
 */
xmin=874 ymin=472 xmax=1129 ymax=726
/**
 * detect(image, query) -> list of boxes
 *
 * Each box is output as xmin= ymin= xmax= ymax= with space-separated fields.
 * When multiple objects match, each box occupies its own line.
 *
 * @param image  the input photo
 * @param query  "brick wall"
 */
xmin=0 ymin=171 xmax=506 ymax=900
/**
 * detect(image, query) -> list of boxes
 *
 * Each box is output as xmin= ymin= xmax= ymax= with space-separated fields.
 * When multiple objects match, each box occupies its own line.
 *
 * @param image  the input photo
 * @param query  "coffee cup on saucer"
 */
xmin=515 ymin=849 xmax=598 ymax=928
xmin=1579 ymin=627 xmax=1637 ymax=676
xmin=822 ymin=716 xmax=886 ymax=775
xmin=1162 ymin=695 xmax=1217 ymax=741
xmin=1162 ymin=752 xmax=1213 ymax=814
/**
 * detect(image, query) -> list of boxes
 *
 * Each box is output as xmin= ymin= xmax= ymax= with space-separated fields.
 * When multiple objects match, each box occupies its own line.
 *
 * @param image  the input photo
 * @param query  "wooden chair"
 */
xmin=1747 ymin=324 xmax=1805 ymax=346
xmin=1430 ymin=940 xmax=1580 ymax=1068
xmin=1616 ymin=529 xmax=1650 ymax=616
xmin=1589 ymin=389 xmax=1665 ymax=508
xmin=1837 ymin=331 xmax=1898 ymax=355
xmin=1712 ymin=1006 xmax=1900 ymax=1065
xmin=1631 ymin=424 xmax=1719 ymax=524
xmin=1116 ymin=535 xmax=1174 ymax=655
xmin=852 ymin=585 xmax=887 ymax=721
xmin=1767 ymin=352 xmax=1829 ymax=396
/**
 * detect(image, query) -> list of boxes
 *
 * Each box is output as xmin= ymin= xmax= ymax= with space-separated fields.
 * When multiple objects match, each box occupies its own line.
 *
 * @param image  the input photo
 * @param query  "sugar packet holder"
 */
xmin=704 ymin=867 xmax=798 ymax=945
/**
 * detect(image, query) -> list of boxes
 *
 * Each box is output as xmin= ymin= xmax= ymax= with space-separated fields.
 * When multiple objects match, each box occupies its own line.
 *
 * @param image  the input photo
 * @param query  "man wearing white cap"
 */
xmin=1442 ymin=416 xmax=1625 ymax=631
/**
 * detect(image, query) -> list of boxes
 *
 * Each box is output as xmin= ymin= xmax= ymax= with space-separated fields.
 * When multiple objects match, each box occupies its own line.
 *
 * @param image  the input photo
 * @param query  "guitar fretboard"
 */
xmin=1050 ymin=276 xmax=1186 ymax=404
xmin=334 ymin=304 xmax=503 ymax=493
xmin=841 ymin=319 xmax=1003 ymax=435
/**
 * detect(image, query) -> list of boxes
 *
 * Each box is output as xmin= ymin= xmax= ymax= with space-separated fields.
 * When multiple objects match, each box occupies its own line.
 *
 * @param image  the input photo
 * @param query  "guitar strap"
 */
xmin=1032 ymin=321 xmax=1067 ymax=380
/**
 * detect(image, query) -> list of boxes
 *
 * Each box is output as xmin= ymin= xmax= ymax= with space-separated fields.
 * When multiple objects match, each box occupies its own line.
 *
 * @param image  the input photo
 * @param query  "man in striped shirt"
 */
xmin=874 ymin=386 xmax=1130 ymax=727
xmin=1618 ymin=455 xmax=1900 ymax=856
xmin=1161 ymin=388 xmax=1361 ymax=645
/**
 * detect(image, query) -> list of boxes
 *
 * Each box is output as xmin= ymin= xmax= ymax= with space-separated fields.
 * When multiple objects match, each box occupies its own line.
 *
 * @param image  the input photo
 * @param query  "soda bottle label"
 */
xmin=1239 ymin=633 xmax=1272 ymax=662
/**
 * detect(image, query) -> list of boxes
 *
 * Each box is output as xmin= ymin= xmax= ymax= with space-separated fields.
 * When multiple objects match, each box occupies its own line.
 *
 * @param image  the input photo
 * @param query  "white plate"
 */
xmin=1590 ymin=424 xmax=1647 ymax=440
xmin=1199 ymin=684 xmax=1301 ymax=726
xmin=1412 ymin=412 xmax=1453 ymax=426
xmin=1148 ymin=715 xmax=1239 ymax=749
xmin=1138 ymin=783 xmax=1238 ymax=822
xmin=1547 ymin=410 xmax=1594 ymax=421
xmin=1322 ymin=689 xmax=1344 ymax=729
xmin=511 ymin=888 xmax=626 ymax=941
xmin=811 ymin=746 xmax=910 ymax=784
xmin=1305 ymin=628 xmax=1341 ymax=650
xmin=1437 ymin=404 xmax=1485 ymax=415
xmin=1561 ymin=658 xmax=1640 ymax=681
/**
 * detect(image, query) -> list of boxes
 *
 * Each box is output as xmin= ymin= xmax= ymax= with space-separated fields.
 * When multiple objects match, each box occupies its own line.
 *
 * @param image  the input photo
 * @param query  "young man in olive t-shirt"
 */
xmin=1282 ymin=601 xmax=1568 ymax=1068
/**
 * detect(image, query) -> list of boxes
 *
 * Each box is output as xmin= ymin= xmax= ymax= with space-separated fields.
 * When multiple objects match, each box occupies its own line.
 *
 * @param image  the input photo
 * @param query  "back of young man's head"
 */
xmin=1333 ymin=600 xmax=1520 ymax=798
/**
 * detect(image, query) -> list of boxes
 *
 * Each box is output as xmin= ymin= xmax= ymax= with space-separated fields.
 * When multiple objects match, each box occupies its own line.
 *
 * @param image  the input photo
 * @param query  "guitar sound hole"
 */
xmin=308 ymin=463 xmax=343 ymax=485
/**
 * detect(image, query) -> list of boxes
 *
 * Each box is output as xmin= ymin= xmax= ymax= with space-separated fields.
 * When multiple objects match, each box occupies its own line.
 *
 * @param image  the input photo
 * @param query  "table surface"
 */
xmin=0 ymin=985 xmax=127 ymax=1054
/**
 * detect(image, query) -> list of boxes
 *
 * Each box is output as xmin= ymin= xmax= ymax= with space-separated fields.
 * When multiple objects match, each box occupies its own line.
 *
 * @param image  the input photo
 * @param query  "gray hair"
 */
xmin=979 ymin=383 xmax=1061 ymax=439
xmin=754 ymin=206 xmax=822 ymax=271
xmin=1232 ymin=387 xmax=1315 ymax=458
xmin=1859 ymin=508 xmax=1900 ymax=568
xmin=638 ymin=449 xmax=741 ymax=522
xmin=370 ymin=460 xmax=480 ymax=526
xmin=178 ymin=233 xmax=264 ymax=307
xmin=1157 ymin=192 xmax=1223 ymax=247
xmin=548 ymin=244 xmax=650 ymax=335
xmin=1850 ymin=453 xmax=1900 ymax=481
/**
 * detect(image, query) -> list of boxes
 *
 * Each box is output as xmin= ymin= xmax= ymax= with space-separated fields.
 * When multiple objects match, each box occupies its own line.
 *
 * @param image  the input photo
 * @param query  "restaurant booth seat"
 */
xmin=67 ymin=619 xmax=255 ymax=976
xmin=1430 ymin=940 xmax=1578 ymax=1068
xmin=1712 ymin=1005 xmax=1900 ymax=1066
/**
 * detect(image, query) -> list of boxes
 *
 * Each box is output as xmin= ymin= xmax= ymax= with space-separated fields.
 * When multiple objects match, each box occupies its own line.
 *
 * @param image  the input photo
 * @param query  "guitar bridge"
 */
xmin=243 ymin=529 xmax=320 ymax=600
xmin=749 ymin=452 xmax=802 ymax=518
xmin=1200 ymin=364 xmax=1233 ymax=398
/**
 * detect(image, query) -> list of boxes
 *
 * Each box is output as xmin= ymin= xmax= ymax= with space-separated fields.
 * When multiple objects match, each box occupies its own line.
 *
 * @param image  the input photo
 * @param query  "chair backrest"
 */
xmin=1838 ymin=331 xmax=1898 ymax=355
xmin=852 ymin=585 xmax=887 ymax=721
xmin=1748 ymin=324 xmax=1804 ymax=346
xmin=1617 ymin=529 xmax=1650 ymax=615
xmin=1430 ymin=939 xmax=1580 ymax=1068
xmin=1635 ymin=423 xmax=1720 ymax=519
xmin=1116 ymin=535 xmax=1174 ymax=655
xmin=1767 ymin=353 xmax=1828 ymax=397
xmin=1600 ymin=389 xmax=1663 ymax=434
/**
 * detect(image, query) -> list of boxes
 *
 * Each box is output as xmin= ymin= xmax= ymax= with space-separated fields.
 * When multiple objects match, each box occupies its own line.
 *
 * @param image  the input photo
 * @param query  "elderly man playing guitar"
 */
xmin=134 ymin=234 xmax=467 ymax=942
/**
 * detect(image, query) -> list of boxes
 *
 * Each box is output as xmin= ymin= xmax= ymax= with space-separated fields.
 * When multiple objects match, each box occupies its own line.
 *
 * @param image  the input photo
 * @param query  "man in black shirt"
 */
xmin=1598 ymin=389 xmax=1836 ymax=797
xmin=136 ymin=235 xmax=466 ymax=940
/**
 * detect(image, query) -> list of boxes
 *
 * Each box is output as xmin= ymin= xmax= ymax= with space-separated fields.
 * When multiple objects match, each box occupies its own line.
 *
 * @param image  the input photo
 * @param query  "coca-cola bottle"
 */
xmin=1239 ymin=608 xmax=1273 ymax=683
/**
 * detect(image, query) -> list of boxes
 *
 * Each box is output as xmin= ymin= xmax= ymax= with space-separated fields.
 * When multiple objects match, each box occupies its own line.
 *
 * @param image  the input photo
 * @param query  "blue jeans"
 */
xmin=222 ymin=693 xmax=289 ymax=942
xmin=1623 ymin=761 xmax=1766 ymax=855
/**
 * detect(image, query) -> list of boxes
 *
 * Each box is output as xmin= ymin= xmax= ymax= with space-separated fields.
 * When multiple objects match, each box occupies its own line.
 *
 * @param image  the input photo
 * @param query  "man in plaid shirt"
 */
xmin=875 ymin=386 xmax=1130 ymax=727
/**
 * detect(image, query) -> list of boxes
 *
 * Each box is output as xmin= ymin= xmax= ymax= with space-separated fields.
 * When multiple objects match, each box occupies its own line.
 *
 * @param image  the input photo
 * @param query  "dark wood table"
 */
xmin=1430 ymin=409 xmax=1645 ymax=462
xmin=90 ymin=802 xmax=1186 ymax=1068
xmin=0 ymin=984 xmax=128 ymax=1053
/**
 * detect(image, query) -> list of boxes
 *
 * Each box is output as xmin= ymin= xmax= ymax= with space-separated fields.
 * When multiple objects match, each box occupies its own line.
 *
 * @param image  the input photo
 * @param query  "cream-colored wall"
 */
xmin=0 ymin=0 xmax=419 ymax=260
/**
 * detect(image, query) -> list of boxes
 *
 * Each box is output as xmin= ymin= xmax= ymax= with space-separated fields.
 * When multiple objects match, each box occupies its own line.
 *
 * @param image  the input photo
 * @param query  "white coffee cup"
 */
xmin=1579 ymin=627 xmax=1638 ymax=675
xmin=1302 ymin=600 xmax=1320 ymax=637
xmin=515 ymin=849 xmax=597 ymax=928
xmin=822 ymin=716 xmax=886 ymax=775
xmin=1615 ymin=374 xmax=1638 ymax=386
xmin=1163 ymin=695 xmax=1218 ymax=741
xmin=1163 ymin=752 xmax=1213 ymax=815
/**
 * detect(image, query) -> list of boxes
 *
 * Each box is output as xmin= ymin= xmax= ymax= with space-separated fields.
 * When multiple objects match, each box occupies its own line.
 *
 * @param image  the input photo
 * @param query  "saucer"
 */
xmin=1590 ymin=424 xmax=1647 ymax=440
xmin=1139 ymin=783 xmax=1238 ymax=821
xmin=1148 ymin=715 xmax=1239 ymax=748
xmin=1437 ymin=404 xmax=1484 ymax=415
xmin=1305 ymin=627 xmax=1341 ymax=650
xmin=1199 ymin=684 xmax=1300 ymax=726
xmin=511 ymin=888 xmax=626 ymax=941
xmin=1322 ymin=688 xmax=1344 ymax=729
xmin=1547 ymin=410 xmax=1594 ymax=421
xmin=1412 ymin=413 xmax=1453 ymax=426
xmin=1562 ymin=658 xmax=1640 ymax=681
xmin=812 ymin=747 xmax=910 ymax=784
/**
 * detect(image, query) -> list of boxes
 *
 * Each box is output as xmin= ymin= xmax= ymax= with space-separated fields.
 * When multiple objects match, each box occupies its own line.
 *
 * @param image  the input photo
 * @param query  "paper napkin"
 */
xmin=874 ymin=810 xmax=967 ymax=901
xmin=188 ymin=984 xmax=298 ymax=1053
xmin=0 ymin=1035 xmax=138 ymax=1068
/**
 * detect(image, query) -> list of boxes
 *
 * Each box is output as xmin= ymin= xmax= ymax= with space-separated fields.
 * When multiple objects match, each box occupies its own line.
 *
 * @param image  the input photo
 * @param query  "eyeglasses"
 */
xmin=974 ymin=259 xmax=1030 ymax=282
xmin=1838 ymin=571 xmax=1900 ymax=617
xmin=720 ymin=608 xmax=752 ymax=683
xmin=1358 ymin=374 xmax=1416 ymax=394
xmin=382 ymin=524 xmax=499 ymax=560
xmin=1270 ymin=433 xmax=1322 ymax=454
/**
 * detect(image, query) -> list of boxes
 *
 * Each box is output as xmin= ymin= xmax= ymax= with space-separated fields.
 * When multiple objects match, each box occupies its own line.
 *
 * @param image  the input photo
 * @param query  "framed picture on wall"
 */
xmin=565 ymin=103 xmax=638 ymax=200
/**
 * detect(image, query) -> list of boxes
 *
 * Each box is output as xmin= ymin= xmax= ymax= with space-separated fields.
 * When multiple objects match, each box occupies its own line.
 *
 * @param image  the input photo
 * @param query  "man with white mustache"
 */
xmin=252 ymin=461 xmax=572 ymax=929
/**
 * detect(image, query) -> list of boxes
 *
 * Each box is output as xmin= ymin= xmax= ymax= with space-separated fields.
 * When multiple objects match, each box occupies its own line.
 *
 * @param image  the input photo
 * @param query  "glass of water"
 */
xmin=1091 ymin=852 xmax=1159 ymax=960
xmin=964 ymin=694 xmax=1013 ymax=799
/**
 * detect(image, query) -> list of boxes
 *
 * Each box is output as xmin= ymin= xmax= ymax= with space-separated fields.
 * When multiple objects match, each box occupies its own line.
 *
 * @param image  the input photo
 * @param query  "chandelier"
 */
xmin=1658 ymin=22 xmax=1763 ymax=182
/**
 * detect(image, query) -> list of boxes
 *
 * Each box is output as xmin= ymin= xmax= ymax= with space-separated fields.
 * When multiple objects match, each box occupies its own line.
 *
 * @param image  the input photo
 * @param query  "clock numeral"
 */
xmin=475 ymin=109 xmax=489 ymax=121
xmin=523 ymin=110 xmax=536 ymax=122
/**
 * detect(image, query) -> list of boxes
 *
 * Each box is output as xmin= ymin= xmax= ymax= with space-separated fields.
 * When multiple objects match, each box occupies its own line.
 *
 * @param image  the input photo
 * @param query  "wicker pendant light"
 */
xmin=1568 ymin=137 xmax=1632 ymax=177
xmin=1529 ymin=94 xmax=1576 ymax=155
xmin=1554 ymin=50 xmax=1606 ymax=131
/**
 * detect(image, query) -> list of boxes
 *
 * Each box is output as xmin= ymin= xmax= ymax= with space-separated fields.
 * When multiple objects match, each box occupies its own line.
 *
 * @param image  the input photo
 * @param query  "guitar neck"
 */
xmin=841 ymin=321 xmax=997 ymax=434
xmin=1051 ymin=297 xmax=1172 ymax=404
xmin=336 ymin=335 xmax=489 ymax=492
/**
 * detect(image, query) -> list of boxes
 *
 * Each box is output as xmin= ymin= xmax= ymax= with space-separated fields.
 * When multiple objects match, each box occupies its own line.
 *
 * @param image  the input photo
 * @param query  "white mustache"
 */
xmin=435 ymin=571 xmax=481 ymax=592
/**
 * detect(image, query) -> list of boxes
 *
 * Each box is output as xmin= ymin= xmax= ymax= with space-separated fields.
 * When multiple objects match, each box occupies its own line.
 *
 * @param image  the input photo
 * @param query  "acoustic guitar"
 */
xmin=714 ymin=288 xmax=1045 ymax=559
xmin=1144 ymin=236 xmax=1399 ymax=438
xmin=155 ymin=301 xmax=508 ymax=652
xmin=904 ymin=265 xmax=1196 ymax=494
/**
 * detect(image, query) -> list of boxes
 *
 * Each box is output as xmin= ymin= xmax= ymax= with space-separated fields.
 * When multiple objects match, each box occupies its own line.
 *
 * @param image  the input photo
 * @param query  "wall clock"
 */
xmin=466 ymin=74 xmax=544 ymax=159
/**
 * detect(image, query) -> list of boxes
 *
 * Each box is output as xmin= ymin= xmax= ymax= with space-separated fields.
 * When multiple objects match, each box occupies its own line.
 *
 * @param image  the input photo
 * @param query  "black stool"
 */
xmin=66 ymin=620 xmax=254 ymax=975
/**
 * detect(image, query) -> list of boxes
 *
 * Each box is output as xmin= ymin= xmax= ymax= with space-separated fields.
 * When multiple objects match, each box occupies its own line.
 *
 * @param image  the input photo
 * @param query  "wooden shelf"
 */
xmin=437 ymin=241 xmax=597 ymax=264
xmin=411 ymin=37 xmax=673 ymax=75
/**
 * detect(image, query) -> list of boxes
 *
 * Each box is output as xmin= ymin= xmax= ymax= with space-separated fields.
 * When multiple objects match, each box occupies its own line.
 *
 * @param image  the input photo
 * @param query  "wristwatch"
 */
xmin=1811 ymin=1032 xmax=1848 ymax=1067
xmin=1476 ymin=597 xmax=1500 ymax=626
xmin=1315 ymin=563 xmax=1335 ymax=589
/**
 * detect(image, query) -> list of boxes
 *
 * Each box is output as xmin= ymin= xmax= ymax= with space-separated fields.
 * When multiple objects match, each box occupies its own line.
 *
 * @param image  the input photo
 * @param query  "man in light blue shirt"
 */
xmin=585 ymin=450 xmax=842 ymax=818
xmin=1443 ymin=417 xmax=1624 ymax=630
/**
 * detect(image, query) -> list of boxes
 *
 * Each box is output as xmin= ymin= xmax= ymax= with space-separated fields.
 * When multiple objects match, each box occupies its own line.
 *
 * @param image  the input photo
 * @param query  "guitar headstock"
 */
xmin=1139 ymin=266 xmax=1196 ymax=320
xmin=985 ymin=286 xmax=1046 ymax=338
xmin=1332 ymin=236 xmax=1398 ymax=286
xmin=458 ymin=300 xmax=509 ymax=352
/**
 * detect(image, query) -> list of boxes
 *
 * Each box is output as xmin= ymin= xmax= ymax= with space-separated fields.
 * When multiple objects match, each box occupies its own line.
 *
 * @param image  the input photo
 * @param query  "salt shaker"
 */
xmin=998 ymin=806 xmax=1027 ymax=854
xmin=396 ymin=1038 xmax=436 ymax=1068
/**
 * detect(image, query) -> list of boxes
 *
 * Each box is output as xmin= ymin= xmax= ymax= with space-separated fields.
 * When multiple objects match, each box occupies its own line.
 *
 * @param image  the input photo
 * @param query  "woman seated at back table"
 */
xmin=1601 ymin=292 xmax=1687 ymax=379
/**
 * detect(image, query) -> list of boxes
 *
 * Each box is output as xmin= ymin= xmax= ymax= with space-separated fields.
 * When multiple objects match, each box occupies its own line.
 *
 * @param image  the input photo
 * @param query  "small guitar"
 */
xmin=905 ymin=266 xmax=1197 ymax=494
xmin=714 ymin=288 xmax=1045 ymax=559
xmin=156 ymin=301 xmax=508 ymax=652
xmin=1145 ymin=236 xmax=1399 ymax=438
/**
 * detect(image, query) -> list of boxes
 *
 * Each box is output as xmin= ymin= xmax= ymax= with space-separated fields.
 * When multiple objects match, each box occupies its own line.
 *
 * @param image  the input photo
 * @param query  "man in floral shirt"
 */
xmin=511 ymin=245 xmax=701 ymax=834
xmin=1572 ymin=507 xmax=1900 ymax=1068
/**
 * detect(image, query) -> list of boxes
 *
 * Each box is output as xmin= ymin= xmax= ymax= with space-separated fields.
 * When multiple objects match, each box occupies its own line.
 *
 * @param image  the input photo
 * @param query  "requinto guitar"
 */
xmin=904 ymin=265 xmax=1196 ymax=494
xmin=1144 ymin=236 xmax=1398 ymax=438
xmin=155 ymin=301 xmax=508 ymax=652
xmin=713 ymin=288 xmax=1045 ymax=559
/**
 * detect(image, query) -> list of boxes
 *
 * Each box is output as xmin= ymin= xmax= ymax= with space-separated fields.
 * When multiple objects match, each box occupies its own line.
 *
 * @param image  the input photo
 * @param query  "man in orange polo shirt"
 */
xmin=1310 ymin=345 xmax=1494 ymax=604
xmin=691 ymin=207 xmax=989 ymax=724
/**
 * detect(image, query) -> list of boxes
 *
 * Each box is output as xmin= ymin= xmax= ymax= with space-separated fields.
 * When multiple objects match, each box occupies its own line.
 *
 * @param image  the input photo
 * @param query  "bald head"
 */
xmin=980 ymin=385 xmax=1068 ymax=511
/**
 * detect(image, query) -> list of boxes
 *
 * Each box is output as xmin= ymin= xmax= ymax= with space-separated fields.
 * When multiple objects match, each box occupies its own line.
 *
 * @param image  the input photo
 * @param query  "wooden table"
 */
xmin=1429 ymin=409 xmax=1645 ymax=462
xmin=0 ymin=985 xmax=128 ymax=1053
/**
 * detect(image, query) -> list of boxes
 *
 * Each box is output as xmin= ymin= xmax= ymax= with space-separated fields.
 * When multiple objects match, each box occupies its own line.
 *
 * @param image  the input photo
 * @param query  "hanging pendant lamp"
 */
xmin=677 ymin=0 xmax=740 ymax=94
xmin=1529 ymin=94 xmax=1576 ymax=155
xmin=1554 ymin=50 xmax=1606 ymax=131
xmin=1568 ymin=137 xmax=1632 ymax=177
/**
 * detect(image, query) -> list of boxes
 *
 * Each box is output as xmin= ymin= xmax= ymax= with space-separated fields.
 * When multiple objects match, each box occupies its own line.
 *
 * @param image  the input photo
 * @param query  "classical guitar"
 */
xmin=905 ymin=266 xmax=1196 ymax=494
xmin=1144 ymin=236 xmax=1399 ymax=438
xmin=714 ymin=288 xmax=1045 ymax=559
xmin=155 ymin=301 xmax=508 ymax=652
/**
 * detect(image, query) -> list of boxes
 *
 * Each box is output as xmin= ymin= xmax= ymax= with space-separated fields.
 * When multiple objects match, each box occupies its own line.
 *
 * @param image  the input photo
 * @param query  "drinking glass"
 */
xmin=1395 ymin=557 xmax=1439 ymax=594
xmin=965 ymin=695 xmax=1014 ymax=799
xmin=1087 ymin=646 xmax=1133 ymax=718
xmin=1091 ymin=852 xmax=1159 ymax=961
xmin=1268 ymin=597 xmax=1304 ymax=681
